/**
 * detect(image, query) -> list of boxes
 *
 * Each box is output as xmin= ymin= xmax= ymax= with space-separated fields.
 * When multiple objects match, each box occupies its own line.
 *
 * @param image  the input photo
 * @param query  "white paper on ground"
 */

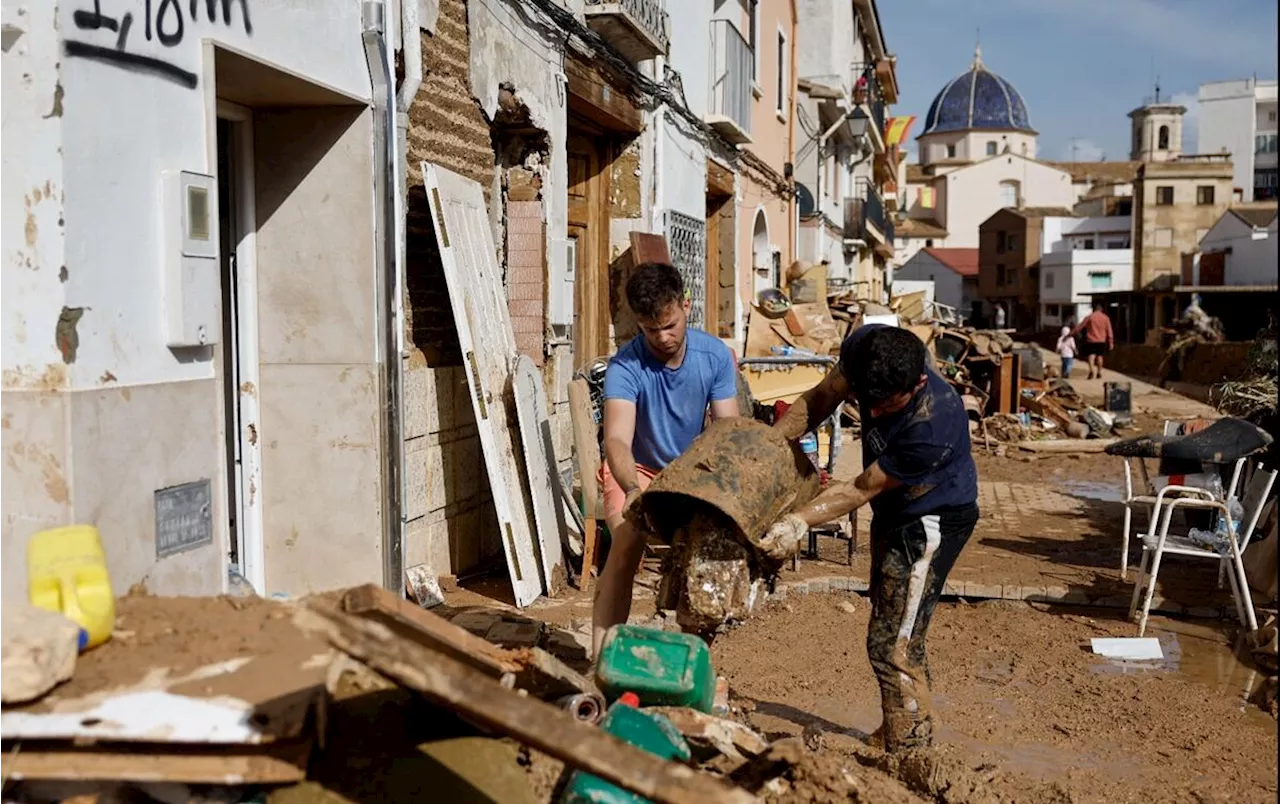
xmin=1090 ymin=637 xmax=1164 ymax=660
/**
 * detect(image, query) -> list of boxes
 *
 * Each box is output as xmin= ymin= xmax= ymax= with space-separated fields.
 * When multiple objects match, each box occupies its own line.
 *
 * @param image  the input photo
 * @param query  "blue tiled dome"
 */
xmin=922 ymin=50 xmax=1033 ymax=135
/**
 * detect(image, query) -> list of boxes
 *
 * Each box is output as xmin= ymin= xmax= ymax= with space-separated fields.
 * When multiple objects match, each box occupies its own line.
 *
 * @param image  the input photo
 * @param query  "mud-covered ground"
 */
xmin=711 ymin=593 xmax=1277 ymax=803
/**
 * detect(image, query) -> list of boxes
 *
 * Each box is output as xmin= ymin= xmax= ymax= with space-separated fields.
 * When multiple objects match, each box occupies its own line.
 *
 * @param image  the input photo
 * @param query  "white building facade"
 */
xmin=1038 ymin=216 xmax=1135 ymax=327
xmin=1198 ymin=78 xmax=1279 ymax=202
xmin=1195 ymin=207 xmax=1279 ymax=287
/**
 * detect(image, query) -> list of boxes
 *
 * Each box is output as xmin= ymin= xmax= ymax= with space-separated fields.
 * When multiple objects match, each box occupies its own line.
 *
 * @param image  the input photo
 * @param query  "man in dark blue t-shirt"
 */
xmin=771 ymin=323 xmax=978 ymax=753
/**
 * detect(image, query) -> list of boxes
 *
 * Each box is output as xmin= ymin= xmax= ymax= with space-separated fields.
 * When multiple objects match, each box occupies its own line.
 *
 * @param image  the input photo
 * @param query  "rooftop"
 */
xmin=1229 ymin=204 xmax=1279 ymax=229
xmin=897 ymin=217 xmax=948 ymax=239
xmin=921 ymin=247 xmax=979 ymax=277
xmin=1045 ymin=161 xmax=1140 ymax=185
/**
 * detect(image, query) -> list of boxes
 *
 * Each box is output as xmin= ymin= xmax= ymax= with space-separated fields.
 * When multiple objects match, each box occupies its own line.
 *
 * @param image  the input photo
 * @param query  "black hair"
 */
xmin=1092 ymin=301 xmax=1104 ymax=311
xmin=849 ymin=326 xmax=927 ymax=408
xmin=626 ymin=262 xmax=685 ymax=320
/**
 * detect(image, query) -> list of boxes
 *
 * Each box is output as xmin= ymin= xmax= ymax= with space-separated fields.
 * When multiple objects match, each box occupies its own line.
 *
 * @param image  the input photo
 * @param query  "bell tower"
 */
xmin=1128 ymin=84 xmax=1186 ymax=163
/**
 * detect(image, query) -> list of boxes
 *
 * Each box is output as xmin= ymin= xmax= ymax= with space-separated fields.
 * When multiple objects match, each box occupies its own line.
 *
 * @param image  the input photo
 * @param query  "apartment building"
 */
xmin=1198 ymin=77 xmax=1279 ymax=202
xmin=792 ymin=0 xmax=898 ymax=300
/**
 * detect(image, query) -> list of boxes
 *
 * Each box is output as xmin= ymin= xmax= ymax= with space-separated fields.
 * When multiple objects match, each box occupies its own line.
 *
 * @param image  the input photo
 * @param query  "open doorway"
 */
xmin=216 ymin=104 xmax=264 ymax=594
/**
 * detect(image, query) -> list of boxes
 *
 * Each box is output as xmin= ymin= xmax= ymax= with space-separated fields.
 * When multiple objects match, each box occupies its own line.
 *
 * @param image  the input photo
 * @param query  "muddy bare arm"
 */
xmin=773 ymin=368 xmax=850 ymax=441
xmin=602 ymin=399 xmax=641 ymax=495
xmin=709 ymin=396 xmax=740 ymax=420
xmin=790 ymin=460 xmax=900 ymax=527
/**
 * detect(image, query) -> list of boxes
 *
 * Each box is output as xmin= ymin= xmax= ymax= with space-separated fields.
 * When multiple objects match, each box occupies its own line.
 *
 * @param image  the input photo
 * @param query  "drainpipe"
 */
xmin=363 ymin=1 xmax=404 ymax=595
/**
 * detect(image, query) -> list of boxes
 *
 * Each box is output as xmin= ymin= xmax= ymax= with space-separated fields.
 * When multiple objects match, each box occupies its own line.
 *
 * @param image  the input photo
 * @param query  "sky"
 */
xmin=877 ymin=0 xmax=1279 ymax=163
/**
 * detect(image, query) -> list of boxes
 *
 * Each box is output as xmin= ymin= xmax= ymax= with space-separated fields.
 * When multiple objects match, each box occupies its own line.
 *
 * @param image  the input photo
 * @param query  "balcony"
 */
xmin=851 ymin=63 xmax=886 ymax=151
xmin=844 ymin=180 xmax=893 ymax=252
xmin=707 ymin=19 xmax=752 ymax=145
xmin=584 ymin=0 xmax=669 ymax=63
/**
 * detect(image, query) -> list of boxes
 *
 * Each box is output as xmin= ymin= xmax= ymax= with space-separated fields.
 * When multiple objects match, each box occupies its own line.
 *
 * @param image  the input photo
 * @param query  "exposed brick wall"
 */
xmin=506 ymin=198 xmax=546 ymax=364
xmin=402 ymin=0 xmax=503 ymax=576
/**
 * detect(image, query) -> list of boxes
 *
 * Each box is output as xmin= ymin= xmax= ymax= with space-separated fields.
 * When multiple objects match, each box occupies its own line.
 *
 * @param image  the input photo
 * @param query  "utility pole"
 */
xmin=1069 ymin=137 xmax=1082 ymax=163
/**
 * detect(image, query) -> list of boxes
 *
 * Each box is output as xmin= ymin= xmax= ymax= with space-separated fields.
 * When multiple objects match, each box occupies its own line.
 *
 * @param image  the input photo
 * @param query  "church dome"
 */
xmin=921 ymin=48 xmax=1034 ymax=135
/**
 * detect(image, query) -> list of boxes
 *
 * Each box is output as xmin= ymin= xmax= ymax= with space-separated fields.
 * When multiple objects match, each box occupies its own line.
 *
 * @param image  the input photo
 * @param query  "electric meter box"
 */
xmin=161 ymin=170 xmax=220 ymax=348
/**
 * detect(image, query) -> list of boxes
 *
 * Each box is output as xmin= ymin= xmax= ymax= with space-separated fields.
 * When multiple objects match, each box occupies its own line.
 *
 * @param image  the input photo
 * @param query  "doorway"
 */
xmin=216 ymin=103 xmax=265 ymax=594
xmin=567 ymin=125 xmax=611 ymax=368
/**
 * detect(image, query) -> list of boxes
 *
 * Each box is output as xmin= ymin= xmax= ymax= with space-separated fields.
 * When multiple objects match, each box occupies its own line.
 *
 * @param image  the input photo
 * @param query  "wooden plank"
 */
xmin=707 ymin=159 xmax=734 ymax=197
xmin=343 ymin=585 xmax=594 ymax=700
xmin=512 ymin=354 xmax=567 ymax=595
xmin=1016 ymin=438 xmax=1119 ymax=454
xmin=296 ymin=606 xmax=756 ymax=804
xmin=630 ymin=231 xmax=671 ymax=266
xmin=568 ymin=379 xmax=604 ymax=520
xmin=343 ymin=585 xmax=521 ymax=677
xmin=565 ymin=55 xmax=642 ymax=133
xmin=1 ymin=739 xmax=312 ymax=784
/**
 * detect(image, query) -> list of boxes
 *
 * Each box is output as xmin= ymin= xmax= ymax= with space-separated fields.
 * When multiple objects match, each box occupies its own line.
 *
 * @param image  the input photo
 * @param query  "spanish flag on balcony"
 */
xmin=885 ymin=115 xmax=917 ymax=147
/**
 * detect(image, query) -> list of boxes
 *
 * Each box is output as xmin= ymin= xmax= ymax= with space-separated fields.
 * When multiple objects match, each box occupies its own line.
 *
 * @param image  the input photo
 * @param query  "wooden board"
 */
xmin=1 ymin=739 xmax=312 ymax=784
xmin=423 ymin=162 xmax=542 ymax=608
xmin=342 ymin=585 xmax=594 ymax=700
xmin=1016 ymin=438 xmax=1118 ymax=454
xmin=295 ymin=606 xmax=756 ymax=804
xmin=512 ymin=354 xmax=567 ymax=594
xmin=629 ymin=231 xmax=671 ymax=265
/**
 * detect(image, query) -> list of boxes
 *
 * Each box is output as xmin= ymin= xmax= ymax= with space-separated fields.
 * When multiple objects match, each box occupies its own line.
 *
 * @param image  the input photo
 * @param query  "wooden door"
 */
xmin=567 ymin=128 xmax=611 ymax=369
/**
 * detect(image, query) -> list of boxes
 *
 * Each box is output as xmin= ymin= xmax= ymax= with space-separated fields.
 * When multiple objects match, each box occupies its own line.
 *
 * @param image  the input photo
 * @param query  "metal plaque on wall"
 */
xmin=155 ymin=480 xmax=213 ymax=558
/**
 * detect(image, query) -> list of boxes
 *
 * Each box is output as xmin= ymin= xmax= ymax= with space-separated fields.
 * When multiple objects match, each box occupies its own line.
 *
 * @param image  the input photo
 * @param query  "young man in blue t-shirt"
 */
xmin=772 ymin=324 xmax=979 ymax=752
xmin=593 ymin=262 xmax=740 ymax=657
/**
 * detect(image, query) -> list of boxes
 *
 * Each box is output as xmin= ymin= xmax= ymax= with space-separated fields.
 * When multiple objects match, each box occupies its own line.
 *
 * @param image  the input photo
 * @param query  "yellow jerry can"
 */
xmin=27 ymin=525 xmax=115 ymax=650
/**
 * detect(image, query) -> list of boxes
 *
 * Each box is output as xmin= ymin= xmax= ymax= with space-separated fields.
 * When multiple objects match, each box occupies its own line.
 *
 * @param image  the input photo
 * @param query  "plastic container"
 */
xmin=799 ymin=432 xmax=820 ymax=472
xmin=27 ymin=525 xmax=115 ymax=650
xmin=559 ymin=694 xmax=691 ymax=804
xmin=595 ymin=624 xmax=716 ymax=712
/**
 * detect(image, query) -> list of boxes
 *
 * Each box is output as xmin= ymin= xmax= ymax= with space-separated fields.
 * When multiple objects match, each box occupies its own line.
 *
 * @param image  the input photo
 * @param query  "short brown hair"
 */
xmin=626 ymin=262 xmax=685 ymax=320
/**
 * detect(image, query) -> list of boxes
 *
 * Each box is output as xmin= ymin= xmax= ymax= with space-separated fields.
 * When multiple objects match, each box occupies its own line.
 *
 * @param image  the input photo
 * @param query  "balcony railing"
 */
xmin=843 ymin=180 xmax=892 ymax=245
xmin=707 ymin=19 xmax=752 ymax=145
xmin=583 ymin=0 xmax=669 ymax=62
xmin=851 ymin=62 xmax=886 ymax=142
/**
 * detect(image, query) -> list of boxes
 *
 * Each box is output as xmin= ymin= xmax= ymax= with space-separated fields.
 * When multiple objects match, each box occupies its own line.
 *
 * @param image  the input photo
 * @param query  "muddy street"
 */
xmin=712 ymin=593 xmax=1277 ymax=803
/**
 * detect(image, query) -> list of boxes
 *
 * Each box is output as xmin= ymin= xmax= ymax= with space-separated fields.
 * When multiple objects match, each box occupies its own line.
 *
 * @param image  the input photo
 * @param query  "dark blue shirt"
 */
xmin=839 ymin=325 xmax=979 ymax=526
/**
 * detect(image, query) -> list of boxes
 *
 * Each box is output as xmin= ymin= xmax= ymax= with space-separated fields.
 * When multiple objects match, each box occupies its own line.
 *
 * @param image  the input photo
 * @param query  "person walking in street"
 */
xmin=1073 ymin=302 xmax=1115 ymax=379
xmin=1056 ymin=319 xmax=1077 ymax=379
xmin=767 ymin=324 xmax=979 ymax=752
xmin=592 ymin=262 xmax=740 ymax=658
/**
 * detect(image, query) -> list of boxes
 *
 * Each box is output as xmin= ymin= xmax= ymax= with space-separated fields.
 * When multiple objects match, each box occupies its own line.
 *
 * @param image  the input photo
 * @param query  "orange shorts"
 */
xmin=598 ymin=462 xmax=660 ymax=521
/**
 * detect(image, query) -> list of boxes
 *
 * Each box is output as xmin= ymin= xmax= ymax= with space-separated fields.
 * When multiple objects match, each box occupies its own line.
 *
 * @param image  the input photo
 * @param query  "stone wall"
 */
xmin=402 ymin=0 xmax=501 ymax=577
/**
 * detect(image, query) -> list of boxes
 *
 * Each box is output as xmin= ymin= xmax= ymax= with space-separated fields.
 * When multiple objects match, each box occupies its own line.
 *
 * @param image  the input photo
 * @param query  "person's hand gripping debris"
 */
xmin=759 ymin=514 xmax=809 ymax=561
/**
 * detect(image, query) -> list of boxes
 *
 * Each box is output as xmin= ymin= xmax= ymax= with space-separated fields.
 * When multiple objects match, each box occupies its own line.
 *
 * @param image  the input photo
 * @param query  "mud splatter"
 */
xmin=55 ymin=306 xmax=84 ymax=363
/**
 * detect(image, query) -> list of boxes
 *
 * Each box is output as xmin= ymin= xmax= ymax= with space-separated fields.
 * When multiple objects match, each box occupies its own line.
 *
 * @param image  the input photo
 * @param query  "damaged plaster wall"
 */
xmin=1 ymin=0 xmax=70 ymax=599
xmin=403 ymin=0 xmax=503 ymax=578
xmin=3 ymin=0 xmax=374 ymax=599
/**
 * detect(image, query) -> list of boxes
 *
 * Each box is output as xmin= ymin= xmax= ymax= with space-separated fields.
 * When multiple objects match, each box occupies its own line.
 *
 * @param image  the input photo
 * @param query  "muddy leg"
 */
xmin=592 ymin=517 xmax=648 ymax=658
xmin=867 ymin=506 xmax=978 ymax=752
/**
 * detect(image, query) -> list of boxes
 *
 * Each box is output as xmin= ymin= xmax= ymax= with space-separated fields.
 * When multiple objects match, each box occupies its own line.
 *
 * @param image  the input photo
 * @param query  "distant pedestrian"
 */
xmin=1056 ymin=320 xmax=1077 ymax=379
xmin=994 ymin=304 xmax=1006 ymax=329
xmin=1073 ymin=303 xmax=1114 ymax=380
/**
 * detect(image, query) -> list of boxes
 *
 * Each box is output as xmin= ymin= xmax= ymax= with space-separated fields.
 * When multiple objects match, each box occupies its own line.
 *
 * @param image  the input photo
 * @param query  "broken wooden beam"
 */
xmin=342 ymin=585 xmax=596 ymax=701
xmin=647 ymin=707 xmax=768 ymax=762
xmin=296 ymin=604 xmax=756 ymax=804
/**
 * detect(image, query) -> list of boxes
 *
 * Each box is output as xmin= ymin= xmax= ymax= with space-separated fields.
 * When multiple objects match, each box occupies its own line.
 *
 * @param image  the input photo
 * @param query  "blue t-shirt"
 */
xmin=603 ymin=329 xmax=738 ymax=470
xmin=839 ymin=325 xmax=978 ymax=526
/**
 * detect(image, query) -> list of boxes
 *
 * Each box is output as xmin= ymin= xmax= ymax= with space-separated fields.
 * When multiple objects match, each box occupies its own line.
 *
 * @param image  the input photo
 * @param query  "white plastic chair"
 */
xmin=1117 ymin=420 xmax=1185 ymax=579
xmin=1128 ymin=461 xmax=1277 ymax=636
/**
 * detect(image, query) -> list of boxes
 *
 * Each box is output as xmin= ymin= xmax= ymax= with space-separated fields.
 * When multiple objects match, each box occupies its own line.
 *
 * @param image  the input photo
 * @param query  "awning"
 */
xmin=1173 ymin=284 xmax=1278 ymax=293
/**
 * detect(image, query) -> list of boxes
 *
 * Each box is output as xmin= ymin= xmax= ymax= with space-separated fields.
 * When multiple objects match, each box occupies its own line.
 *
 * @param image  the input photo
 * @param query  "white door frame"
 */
xmin=216 ymin=99 xmax=266 ymax=595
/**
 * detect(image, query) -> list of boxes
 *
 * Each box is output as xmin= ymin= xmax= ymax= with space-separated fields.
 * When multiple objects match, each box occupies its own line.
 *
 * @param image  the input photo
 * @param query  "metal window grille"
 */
xmin=664 ymin=210 xmax=708 ymax=330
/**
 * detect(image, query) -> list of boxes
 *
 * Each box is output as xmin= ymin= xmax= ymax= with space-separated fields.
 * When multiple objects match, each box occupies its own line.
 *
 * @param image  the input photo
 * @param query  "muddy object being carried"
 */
xmin=636 ymin=418 xmax=821 ymax=637
xmin=633 ymin=418 xmax=821 ymax=551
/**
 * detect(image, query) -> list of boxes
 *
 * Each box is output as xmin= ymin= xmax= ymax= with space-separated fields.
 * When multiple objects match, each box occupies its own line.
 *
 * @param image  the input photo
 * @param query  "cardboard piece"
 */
xmin=1091 ymin=638 xmax=1164 ymax=661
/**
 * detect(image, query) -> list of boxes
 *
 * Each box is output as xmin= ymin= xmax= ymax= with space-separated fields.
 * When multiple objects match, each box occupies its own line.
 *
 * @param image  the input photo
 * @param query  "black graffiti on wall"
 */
xmin=63 ymin=0 xmax=253 ymax=90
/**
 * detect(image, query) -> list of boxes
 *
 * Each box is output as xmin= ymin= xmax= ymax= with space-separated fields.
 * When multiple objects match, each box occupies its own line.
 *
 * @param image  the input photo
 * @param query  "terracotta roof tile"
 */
xmin=921 ymin=247 xmax=979 ymax=277
xmin=1045 ymin=161 xmax=1140 ymax=184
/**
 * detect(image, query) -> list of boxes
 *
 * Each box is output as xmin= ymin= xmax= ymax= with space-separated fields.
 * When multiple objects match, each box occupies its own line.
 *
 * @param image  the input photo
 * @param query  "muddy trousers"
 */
xmin=867 ymin=504 xmax=978 ymax=752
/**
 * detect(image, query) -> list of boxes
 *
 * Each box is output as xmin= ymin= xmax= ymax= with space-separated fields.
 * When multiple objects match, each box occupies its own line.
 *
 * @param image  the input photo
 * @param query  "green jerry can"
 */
xmin=560 ymin=693 xmax=692 ymax=804
xmin=594 ymin=625 xmax=716 ymax=712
